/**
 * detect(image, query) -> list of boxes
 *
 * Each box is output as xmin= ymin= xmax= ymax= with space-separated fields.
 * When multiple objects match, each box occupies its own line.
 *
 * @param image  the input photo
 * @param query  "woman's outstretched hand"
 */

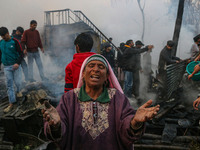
xmin=131 ymin=100 xmax=160 ymax=128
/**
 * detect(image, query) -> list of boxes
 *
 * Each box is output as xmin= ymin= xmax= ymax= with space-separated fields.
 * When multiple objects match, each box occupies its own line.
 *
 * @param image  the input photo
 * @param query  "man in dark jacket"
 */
xmin=117 ymin=42 xmax=125 ymax=87
xmin=12 ymin=27 xmax=24 ymax=41
xmin=122 ymin=39 xmax=154 ymax=98
xmin=121 ymin=40 xmax=134 ymax=97
xmin=12 ymin=26 xmax=29 ymax=82
xmin=102 ymin=44 xmax=115 ymax=70
xmin=158 ymin=40 xmax=180 ymax=76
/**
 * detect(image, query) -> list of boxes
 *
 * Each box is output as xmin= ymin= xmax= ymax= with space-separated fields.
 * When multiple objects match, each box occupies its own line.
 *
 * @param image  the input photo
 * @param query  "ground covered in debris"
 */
xmin=1 ymin=68 xmax=200 ymax=150
xmin=0 ymin=68 xmax=64 ymax=150
xmin=132 ymin=73 xmax=200 ymax=150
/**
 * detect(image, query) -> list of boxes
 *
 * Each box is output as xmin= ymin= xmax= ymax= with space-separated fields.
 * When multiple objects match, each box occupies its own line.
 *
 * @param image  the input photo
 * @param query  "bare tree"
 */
xmin=169 ymin=0 xmax=200 ymax=35
xmin=183 ymin=0 xmax=200 ymax=34
xmin=137 ymin=0 xmax=146 ymax=42
xmin=111 ymin=0 xmax=146 ymax=42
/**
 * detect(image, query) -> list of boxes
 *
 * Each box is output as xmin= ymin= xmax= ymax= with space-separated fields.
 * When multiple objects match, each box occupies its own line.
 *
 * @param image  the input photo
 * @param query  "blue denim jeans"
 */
xmin=4 ymin=65 xmax=22 ymax=104
xmin=27 ymin=51 xmax=45 ymax=80
xmin=123 ymin=71 xmax=133 ymax=97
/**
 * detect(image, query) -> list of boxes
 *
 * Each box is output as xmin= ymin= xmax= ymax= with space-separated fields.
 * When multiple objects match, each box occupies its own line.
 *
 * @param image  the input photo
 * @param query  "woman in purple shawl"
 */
xmin=43 ymin=54 xmax=160 ymax=150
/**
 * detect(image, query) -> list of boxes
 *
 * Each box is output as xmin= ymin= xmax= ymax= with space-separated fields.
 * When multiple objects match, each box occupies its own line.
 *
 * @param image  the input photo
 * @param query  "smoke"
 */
xmin=0 ymin=0 xmax=194 ymax=62
xmin=0 ymin=0 xmax=197 ymax=100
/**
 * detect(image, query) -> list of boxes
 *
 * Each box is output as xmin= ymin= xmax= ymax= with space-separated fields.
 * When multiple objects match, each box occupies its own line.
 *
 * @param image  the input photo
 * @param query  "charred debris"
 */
xmin=0 ymin=72 xmax=63 ymax=149
xmin=133 ymin=59 xmax=200 ymax=150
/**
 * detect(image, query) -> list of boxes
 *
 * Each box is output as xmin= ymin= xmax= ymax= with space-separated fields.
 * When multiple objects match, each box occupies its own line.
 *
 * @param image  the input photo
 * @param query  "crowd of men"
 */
xmin=1 ymin=20 xmax=200 ymax=149
xmin=0 ymin=20 xmax=47 ymax=113
xmin=1 ymin=24 xmax=200 ymax=113
xmin=99 ymin=35 xmax=200 ymax=106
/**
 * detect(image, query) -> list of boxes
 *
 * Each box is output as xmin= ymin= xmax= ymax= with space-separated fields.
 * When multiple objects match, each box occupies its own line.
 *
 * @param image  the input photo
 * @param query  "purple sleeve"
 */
xmin=116 ymin=91 xmax=145 ymax=148
xmin=44 ymin=93 xmax=69 ymax=141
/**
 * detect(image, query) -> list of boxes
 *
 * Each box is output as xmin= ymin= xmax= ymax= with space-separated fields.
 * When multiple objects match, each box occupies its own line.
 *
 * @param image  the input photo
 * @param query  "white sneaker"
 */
xmin=3 ymin=104 xmax=13 ymax=113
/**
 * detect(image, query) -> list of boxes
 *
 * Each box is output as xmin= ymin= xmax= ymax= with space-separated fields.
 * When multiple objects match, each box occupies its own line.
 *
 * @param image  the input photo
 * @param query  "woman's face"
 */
xmin=83 ymin=60 xmax=108 ymax=89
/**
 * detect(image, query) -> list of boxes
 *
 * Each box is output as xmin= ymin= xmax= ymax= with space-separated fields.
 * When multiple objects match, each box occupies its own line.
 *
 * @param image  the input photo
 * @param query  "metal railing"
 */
xmin=44 ymin=9 xmax=81 ymax=26
xmin=74 ymin=10 xmax=122 ymax=54
xmin=44 ymin=9 xmax=122 ymax=54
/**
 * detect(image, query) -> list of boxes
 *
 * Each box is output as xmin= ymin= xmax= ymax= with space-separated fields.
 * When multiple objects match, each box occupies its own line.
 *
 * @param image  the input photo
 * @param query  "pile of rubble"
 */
xmin=133 ymin=61 xmax=200 ymax=150
xmin=0 ymin=73 xmax=63 ymax=149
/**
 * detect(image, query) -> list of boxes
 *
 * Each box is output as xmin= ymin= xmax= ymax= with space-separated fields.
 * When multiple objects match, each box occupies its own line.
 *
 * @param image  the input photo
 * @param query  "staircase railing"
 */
xmin=44 ymin=9 xmax=82 ymax=26
xmin=44 ymin=9 xmax=122 ymax=54
xmin=74 ymin=10 xmax=122 ymax=54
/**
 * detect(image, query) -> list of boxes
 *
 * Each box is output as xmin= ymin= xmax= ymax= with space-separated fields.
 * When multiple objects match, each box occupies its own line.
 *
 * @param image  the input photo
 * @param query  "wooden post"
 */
xmin=172 ymin=0 xmax=185 ymax=56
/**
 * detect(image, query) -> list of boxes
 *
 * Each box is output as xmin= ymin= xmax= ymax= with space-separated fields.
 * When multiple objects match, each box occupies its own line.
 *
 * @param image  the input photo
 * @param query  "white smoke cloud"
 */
xmin=0 ymin=0 xmax=195 ymax=90
xmin=0 ymin=0 xmax=193 ymax=63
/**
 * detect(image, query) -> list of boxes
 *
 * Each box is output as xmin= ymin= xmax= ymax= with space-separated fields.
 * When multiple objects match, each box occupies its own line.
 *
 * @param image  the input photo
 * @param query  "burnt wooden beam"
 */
xmin=153 ymin=103 xmax=178 ymax=122
xmin=134 ymin=144 xmax=189 ymax=150
xmin=1 ymin=117 xmax=20 ymax=143
xmin=142 ymin=133 xmax=200 ymax=143
xmin=0 ymin=145 xmax=13 ymax=150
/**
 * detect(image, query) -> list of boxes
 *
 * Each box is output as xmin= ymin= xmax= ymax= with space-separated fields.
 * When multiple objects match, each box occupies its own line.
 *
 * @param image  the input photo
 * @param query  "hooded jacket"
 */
xmin=64 ymin=52 xmax=95 ymax=93
xmin=121 ymin=45 xmax=148 ymax=71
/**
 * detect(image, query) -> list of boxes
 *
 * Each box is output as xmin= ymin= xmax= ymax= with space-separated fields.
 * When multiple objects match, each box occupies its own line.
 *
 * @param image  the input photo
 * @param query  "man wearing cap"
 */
xmin=158 ymin=40 xmax=180 ymax=76
xmin=122 ymin=40 xmax=154 ymax=99
xmin=121 ymin=40 xmax=134 ymax=98
xmin=102 ymin=44 xmax=115 ymax=70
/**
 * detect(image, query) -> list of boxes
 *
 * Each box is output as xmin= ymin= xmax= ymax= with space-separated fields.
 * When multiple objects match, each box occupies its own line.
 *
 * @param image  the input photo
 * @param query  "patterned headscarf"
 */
xmin=77 ymin=54 xmax=123 ymax=94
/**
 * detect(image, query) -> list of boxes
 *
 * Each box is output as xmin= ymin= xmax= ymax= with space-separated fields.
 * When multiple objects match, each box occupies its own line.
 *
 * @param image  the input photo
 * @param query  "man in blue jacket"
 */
xmin=0 ymin=27 xmax=23 ymax=113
